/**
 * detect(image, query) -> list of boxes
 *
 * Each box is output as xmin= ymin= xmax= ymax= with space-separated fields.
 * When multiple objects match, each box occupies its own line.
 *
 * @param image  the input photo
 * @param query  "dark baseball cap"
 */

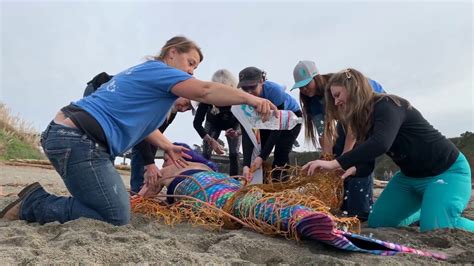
xmin=238 ymin=67 xmax=264 ymax=88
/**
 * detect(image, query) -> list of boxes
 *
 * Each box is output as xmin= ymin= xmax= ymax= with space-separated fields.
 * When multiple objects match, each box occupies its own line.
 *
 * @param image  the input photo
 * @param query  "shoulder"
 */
xmin=178 ymin=162 xmax=212 ymax=174
xmin=374 ymin=95 xmax=410 ymax=110
xmin=264 ymin=80 xmax=285 ymax=91
xmin=367 ymin=78 xmax=386 ymax=93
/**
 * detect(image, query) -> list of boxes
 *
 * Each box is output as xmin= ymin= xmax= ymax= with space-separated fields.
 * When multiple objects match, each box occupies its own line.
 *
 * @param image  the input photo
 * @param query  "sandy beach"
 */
xmin=1 ymin=163 xmax=473 ymax=264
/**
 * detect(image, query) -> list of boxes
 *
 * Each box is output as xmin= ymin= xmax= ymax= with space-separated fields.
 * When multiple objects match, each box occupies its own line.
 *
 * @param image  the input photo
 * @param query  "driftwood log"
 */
xmin=6 ymin=159 xmax=131 ymax=171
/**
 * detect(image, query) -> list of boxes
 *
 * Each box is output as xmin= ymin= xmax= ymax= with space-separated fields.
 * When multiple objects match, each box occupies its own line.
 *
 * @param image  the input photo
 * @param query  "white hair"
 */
xmin=211 ymin=69 xmax=238 ymax=88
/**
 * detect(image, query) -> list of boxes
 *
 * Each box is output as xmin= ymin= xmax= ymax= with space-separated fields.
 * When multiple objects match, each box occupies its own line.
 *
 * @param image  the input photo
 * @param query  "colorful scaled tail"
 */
xmin=295 ymin=213 xmax=447 ymax=260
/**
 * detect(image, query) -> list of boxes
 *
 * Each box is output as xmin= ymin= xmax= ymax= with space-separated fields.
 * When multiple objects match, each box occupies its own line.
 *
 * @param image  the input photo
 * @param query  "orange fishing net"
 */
xmin=132 ymin=161 xmax=360 ymax=239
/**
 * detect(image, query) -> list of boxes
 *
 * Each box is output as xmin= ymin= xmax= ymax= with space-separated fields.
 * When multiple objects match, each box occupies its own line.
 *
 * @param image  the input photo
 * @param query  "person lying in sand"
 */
xmin=134 ymin=144 xmax=446 ymax=260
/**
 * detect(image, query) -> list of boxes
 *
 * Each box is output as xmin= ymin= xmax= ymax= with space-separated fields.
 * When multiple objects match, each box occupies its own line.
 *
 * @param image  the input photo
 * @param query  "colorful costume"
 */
xmin=136 ymin=170 xmax=446 ymax=260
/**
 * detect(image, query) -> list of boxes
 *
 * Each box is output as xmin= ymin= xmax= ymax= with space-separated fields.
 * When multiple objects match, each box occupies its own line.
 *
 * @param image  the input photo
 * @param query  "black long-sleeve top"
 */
xmin=193 ymin=103 xmax=240 ymax=138
xmin=337 ymin=96 xmax=459 ymax=178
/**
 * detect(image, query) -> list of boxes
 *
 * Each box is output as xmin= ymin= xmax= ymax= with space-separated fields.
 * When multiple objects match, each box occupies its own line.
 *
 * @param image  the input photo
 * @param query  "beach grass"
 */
xmin=0 ymin=103 xmax=44 ymax=160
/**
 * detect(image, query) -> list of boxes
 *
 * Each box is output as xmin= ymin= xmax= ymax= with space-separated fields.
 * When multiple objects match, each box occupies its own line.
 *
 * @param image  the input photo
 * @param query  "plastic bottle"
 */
xmin=239 ymin=105 xmax=302 ymax=130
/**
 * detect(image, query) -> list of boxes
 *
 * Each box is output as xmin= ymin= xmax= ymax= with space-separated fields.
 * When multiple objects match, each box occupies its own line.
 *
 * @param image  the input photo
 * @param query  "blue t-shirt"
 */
xmin=261 ymin=80 xmax=300 ymax=112
xmin=368 ymin=79 xmax=385 ymax=94
xmin=75 ymin=60 xmax=192 ymax=157
xmin=309 ymin=78 xmax=386 ymax=136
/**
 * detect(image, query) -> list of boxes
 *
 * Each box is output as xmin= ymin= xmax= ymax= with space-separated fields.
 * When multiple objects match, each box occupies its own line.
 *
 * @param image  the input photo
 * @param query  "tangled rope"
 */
xmin=132 ymin=163 xmax=360 ymax=239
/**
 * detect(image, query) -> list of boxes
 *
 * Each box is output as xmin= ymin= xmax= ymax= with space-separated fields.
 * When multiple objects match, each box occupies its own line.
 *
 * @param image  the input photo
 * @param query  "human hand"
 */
xmin=138 ymin=183 xmax=163 ymax=198
xmin=163 ymin=143 xmax=191 ymax=168
xmin=144 ymin=164 xmax=162 ymax=188
xmin=250 ymin=156 xmax=263 ymax=171
xmin=248 ymin=97 xmax=279 ymax=122
xmin=204 ymin=135 xmax=225 ymax=155
xmin=341 ymin=166 xmax=357 ymax=180
xmin=242 ymin=166 xmax=252 ymax=181
xmin=302 ymin=159 xmax=340 ymax=176
xmin=225 ymin=128 xmax=240 ymax=138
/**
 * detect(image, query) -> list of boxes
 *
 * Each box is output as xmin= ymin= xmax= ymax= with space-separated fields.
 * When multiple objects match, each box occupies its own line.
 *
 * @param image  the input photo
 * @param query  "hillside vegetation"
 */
xmin=0 ymin=103 xmax=44 ymax=160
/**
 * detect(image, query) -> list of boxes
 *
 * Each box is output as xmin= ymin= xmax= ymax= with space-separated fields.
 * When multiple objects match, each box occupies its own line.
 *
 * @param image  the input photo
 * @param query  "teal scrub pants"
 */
xmin=368 ymin=153 xmax=474 ymax=232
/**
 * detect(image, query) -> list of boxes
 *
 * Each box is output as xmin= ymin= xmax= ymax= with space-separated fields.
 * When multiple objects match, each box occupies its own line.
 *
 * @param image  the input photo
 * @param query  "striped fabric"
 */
xmin=172 ymin=171 xmax=447 ymax=260
xmin=296 ymin=213 xmax=447 ymax=259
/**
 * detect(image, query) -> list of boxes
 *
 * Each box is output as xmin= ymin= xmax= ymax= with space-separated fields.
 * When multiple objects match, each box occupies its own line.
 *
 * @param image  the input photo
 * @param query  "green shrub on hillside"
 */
xmin=0 ymin=130 xmax=45 ymax=160
xmin=0 ymin=103 xmax=45 ymax=160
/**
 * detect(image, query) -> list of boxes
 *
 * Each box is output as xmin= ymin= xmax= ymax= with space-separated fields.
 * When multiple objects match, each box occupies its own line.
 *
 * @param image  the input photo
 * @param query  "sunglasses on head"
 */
xmin=242 ymin=85 xmax=258 ymax=92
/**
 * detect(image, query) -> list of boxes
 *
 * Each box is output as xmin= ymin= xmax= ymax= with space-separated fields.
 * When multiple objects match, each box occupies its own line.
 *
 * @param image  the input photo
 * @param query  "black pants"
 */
xmin=202 ymin=121 xmax=241 ymax=176
xmin=260 ymin=123 xmax=302 ymax=182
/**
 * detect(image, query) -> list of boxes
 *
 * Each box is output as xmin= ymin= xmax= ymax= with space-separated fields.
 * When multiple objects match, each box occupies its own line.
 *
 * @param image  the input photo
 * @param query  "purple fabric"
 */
xmin=173 ymin=142 xmax=219 ymax=171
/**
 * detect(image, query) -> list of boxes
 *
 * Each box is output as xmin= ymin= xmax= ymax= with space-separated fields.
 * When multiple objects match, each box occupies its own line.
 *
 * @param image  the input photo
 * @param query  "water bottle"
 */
xmin=239 ymin=105 xmax=302 ymax=130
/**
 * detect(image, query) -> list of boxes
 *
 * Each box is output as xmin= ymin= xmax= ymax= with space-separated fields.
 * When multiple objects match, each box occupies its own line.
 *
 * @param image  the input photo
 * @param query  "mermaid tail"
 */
xmin=161 ymin=171 xmax=447 ymax=260
xmin=296 ymin=213 xmax=447 ymax=260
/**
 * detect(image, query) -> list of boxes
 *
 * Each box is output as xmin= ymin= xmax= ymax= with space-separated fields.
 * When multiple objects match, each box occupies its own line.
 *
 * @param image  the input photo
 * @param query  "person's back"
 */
xmin=83 ymin=72 xmax=113 ymax=97
xmin=372 ymin=96 xmax=458 ymax=177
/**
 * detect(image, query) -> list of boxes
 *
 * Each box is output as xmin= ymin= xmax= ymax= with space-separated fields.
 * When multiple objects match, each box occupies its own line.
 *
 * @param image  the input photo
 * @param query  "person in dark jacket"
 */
xmin=193 ymin=69 xmax=241 ymax=176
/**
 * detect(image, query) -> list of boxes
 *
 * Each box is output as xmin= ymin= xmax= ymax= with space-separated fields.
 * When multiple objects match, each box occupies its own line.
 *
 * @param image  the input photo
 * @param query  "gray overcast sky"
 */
xmin=1 ymin=0 xmax=473 ymax=152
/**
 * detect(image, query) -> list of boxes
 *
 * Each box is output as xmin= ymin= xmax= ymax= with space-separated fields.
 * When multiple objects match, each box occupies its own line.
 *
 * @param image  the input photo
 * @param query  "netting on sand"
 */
xmin=131 ymin=165 xmax=360 ymax=240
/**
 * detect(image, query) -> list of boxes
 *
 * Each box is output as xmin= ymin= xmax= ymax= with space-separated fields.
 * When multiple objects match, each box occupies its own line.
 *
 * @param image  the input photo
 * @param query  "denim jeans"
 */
xmin=202 ymin=121 xmax=241 ymax=176
xmin=341 ymin=174 xmax=374 ymax=221
xmin=20 ymin=121 xmax=130 ymax=225
xmin=130 ymin=146 xmax=145 ymax=193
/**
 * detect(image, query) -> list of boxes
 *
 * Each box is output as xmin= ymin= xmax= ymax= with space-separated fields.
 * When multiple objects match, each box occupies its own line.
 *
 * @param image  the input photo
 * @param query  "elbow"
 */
xmin=194 ymin=82 xmax=212 ymax=103
xmin=374 ymin=140 xmax=392 ymax=154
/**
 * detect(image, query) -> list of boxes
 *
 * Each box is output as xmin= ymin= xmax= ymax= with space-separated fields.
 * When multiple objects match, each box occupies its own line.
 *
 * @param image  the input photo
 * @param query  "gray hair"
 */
xmin=211 ymin=69 xmax=238 ymax=88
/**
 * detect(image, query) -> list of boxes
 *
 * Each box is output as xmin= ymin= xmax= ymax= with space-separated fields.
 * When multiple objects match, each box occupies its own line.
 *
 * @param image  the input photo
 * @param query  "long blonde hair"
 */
xmin=324 ymin=68 xmax=375 ymax=143
xmin=325 ymin=68 xmax=408 ymax=143
xmin=150 ymin=36 xmax=203 ymax=62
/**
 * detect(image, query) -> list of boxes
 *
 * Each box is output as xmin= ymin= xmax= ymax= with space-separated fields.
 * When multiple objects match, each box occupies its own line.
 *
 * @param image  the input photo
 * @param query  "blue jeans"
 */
xmin=20 ymin=121 xmax=130 ymax=225
xmin=341 ymin=174 xmax=374 ymax=221
xmin=130 ymin=146 xmax=145 ymax=193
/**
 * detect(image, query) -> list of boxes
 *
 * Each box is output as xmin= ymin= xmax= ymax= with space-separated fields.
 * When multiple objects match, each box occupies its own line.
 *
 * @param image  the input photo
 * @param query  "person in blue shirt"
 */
xmin=82 ymin=72 xmax=194 ymax=194
xmin=0 ymin=36 xmax=278 ymax=226
xmin=291 ymin=60 xmax=386 ymax=221
xmin=239 ymin=67 xmax=302 ymax=182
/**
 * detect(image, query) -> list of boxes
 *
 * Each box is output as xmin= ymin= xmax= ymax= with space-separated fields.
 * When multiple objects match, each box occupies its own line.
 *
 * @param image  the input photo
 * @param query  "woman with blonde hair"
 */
xmin=303 ymin=68 xmax=473 ymax=232
xmin=193 ymin=69 xmax=242 ymax=176
xmin=0 ymin=36 xmax=277 ymax=226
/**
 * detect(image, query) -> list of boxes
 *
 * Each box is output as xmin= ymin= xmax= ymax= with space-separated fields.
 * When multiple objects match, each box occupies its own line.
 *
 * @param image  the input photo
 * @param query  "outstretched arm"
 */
xmin=172 ymin=79 xmax=278 ymax=121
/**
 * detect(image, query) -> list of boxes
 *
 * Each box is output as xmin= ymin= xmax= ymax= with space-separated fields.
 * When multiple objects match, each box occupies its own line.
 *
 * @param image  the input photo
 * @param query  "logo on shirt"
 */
xmin=106 ymin=80 xmax=117 ymax=92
